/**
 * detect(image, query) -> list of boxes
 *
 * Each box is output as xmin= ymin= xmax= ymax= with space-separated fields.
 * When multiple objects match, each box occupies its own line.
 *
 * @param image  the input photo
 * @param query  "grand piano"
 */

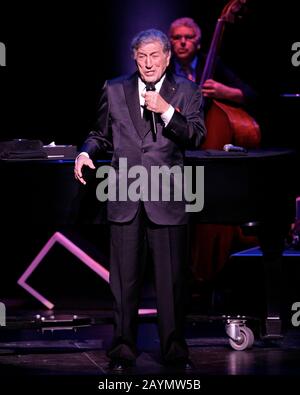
xmin=185 ymin=149 xmax=298 ymax=338
xmin=1 ymin=148 xmax=298 ymax=337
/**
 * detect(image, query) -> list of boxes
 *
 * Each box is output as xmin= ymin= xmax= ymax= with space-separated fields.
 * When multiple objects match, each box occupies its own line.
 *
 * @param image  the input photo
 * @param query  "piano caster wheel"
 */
xmin=225 ymin=317 xmax=255 ymax=351
xmin=244 ymin=327 xmax=254 ymax=348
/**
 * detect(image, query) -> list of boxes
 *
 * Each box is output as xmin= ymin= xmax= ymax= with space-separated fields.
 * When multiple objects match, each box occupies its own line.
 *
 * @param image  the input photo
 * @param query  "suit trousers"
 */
xmin=107 ymin=202 xmax=189 ymax=362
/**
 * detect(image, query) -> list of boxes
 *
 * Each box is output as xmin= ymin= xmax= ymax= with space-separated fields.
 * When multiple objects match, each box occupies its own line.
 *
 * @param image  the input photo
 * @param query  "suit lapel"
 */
xmin=123 ymin=73 xmax=145 ymax=139
xmin=159 ymin=71 xmax=178 ymax=104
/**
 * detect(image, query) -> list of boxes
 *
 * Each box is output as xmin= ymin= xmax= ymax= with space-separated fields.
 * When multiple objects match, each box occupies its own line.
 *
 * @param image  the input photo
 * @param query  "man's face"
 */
xmin=135 ymin=40 xmax=171 ymax=84
xmin=170 ymin=26 xmax=199 ymax=63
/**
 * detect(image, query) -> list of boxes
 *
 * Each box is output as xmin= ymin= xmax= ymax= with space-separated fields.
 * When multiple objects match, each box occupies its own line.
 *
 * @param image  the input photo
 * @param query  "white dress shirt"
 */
xmin=138 ymin=75 xmax=174 ymax=125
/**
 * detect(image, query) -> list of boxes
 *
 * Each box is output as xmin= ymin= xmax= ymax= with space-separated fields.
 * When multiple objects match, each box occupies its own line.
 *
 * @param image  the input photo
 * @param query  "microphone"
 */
xmin=223 ymin=144 xmax=247 ymax=153
xmin=145 ymin=82 xmax=157 ymax=138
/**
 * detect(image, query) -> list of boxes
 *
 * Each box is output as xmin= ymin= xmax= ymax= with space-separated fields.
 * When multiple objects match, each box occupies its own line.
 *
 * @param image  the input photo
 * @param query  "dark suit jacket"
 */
xmin=81 ymin=71 xmax=206 ymax=225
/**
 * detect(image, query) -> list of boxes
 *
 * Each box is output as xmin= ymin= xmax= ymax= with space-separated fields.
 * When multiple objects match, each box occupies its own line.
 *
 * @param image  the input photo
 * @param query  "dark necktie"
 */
xmin=142 ymin=83 xmax=156 ymax=121
xmin=143 ymin=106 xmax=151 ymax=122
xmin=182 ymin=66 xmax=195 ymax=82
xmin=142 ymin=84 xmax=156 ymax=140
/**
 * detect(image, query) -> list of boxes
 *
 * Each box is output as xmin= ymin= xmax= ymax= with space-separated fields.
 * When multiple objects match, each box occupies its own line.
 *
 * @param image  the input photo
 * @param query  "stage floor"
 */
xmin=0 ymin=303 xmax=300 ymax=391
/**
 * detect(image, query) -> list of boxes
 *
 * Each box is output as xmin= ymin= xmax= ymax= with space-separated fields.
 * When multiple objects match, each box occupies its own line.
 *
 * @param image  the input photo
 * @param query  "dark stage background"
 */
xmin=0 ymin=0 xmax=299 ymax=148
xmin=0 ymin=1 xmax=300 ymax=311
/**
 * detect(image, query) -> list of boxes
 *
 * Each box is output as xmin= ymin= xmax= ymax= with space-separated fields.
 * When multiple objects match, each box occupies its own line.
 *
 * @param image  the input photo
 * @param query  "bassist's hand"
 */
xmin=202 ymin=79 xmax=244 ymax=104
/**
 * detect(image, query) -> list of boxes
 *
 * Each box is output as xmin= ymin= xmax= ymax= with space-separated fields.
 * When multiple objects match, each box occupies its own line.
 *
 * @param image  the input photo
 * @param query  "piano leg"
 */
xmin=258 ymin=221 xmax=289 ymax=338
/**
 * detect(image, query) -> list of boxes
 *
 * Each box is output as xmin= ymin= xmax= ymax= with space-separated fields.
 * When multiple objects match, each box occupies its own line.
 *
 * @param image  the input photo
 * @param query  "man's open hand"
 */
xmin=74 ymin=154 xmax=95 ymax=185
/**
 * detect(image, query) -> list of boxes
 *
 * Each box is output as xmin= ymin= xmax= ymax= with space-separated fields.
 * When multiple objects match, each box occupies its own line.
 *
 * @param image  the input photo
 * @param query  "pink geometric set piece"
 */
xmin=17 ymin=232 xmax=157 ymax=315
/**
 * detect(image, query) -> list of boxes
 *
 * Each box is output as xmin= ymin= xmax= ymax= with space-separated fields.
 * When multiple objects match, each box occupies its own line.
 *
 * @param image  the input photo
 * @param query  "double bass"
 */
xmin=191 ymin=0 xmax=260 ymax=285
xmin=201 ymin=0 xmax=261 ymax=149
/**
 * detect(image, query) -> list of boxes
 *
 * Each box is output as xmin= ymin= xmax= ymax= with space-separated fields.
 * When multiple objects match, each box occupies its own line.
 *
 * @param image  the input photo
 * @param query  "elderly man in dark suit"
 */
xmin=74 ymin=29 xmax=206 ymax=371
